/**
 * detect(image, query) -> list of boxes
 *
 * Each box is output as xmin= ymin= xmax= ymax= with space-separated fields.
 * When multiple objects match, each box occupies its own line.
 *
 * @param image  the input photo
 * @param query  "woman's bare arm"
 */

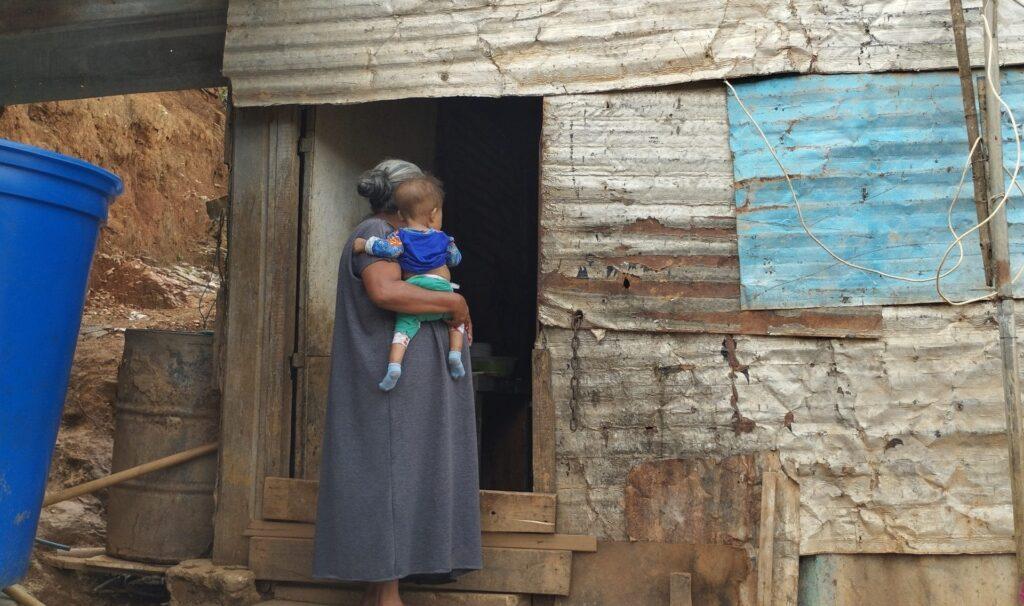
xmin=362 ymin=261 xmax=473 ymax=340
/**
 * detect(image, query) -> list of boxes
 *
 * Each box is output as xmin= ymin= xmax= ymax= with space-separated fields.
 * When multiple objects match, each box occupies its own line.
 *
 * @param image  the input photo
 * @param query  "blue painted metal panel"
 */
xmin=729 ymin=69 xmax=1024 ymax=310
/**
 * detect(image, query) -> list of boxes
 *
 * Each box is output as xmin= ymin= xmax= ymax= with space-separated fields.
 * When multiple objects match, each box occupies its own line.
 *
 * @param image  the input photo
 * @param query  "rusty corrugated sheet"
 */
xmin=539 ymin=86 xmax=882 ymax=338
xmin=547 ymin=302 xmax=1018 ymax=556
xmin=730 ymin=69 xmax=1024 ymax=310
xmin=0 ymin=0 xmax=227 ymax=105
xmin=222 ymin=0 xmax=1024 ymax=107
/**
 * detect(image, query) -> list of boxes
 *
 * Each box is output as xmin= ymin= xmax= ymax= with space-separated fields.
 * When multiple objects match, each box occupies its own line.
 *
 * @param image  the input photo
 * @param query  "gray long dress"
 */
xmin=313 ymin=216 xmax=482 ymax=583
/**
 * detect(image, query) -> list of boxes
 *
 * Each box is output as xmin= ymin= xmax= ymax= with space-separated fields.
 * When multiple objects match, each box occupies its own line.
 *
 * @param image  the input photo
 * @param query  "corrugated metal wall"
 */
xmin=542 ymin=86 xmax=1018 ymax=558
xmin=729 ymin=69 xmax=1024 ymax=309
xmin=222 ymin=0 xmax=1024 ymax=106
xmin=539 ymin=86 xmax=882 ymax=337
xmin=0 ymin=0 xmax=228 ymax=105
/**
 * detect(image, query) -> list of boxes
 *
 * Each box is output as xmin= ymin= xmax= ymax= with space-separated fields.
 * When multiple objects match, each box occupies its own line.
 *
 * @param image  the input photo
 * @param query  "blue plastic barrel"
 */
xmin=0 ymin=139 xmax=122 ymax=588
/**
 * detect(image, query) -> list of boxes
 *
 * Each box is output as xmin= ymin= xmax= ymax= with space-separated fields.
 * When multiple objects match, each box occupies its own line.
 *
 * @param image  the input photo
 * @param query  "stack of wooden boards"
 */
xmin=247 ymin=478 xmax=596 ymax=600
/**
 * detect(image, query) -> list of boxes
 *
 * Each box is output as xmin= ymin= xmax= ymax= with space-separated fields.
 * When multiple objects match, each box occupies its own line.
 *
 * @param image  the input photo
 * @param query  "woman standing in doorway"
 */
xmin=312 ymin=159 xmax=482 ymax=606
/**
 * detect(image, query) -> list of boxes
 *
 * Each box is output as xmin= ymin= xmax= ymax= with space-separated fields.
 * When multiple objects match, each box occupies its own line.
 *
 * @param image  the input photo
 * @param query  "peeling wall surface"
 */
xmin=539 ymin=88 xmax=882 ymax=338
xmin=541 ymin=85 xmax=1017 ymax=556
xmin=545 ymin=303 xmax=1015 ymax=555
xmin=730 ymin=69 xmax=1024 ymax=310
xmin=223 ymin=0 xmax=1024 ymax=106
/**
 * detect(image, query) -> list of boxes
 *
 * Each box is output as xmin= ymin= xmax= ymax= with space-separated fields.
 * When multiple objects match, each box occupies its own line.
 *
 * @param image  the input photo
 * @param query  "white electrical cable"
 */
xmin=723 ymin=9 xmax=1022 ymax=305
xmin=933 ymin=11 xmax=1021 ymax=305
xmin=725 ymin=80 xmax=970 ymax=283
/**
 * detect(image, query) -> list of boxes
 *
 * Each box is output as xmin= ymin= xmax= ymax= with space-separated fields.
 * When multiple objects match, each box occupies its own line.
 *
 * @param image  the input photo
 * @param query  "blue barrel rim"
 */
xmin=0 ymin=138 xmax=123 ymax=220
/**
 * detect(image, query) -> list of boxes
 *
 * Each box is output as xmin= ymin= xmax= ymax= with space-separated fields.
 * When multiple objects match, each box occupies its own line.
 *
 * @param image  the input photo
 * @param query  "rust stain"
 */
xmin=619 ymin=216 xmax=736 ymax=239
xmin=600 ymin=254 xmax=739 ymax=272
xmin=722 ymin=336 xmax=755 ymax=435
xmin=540 ymin=272 xmax=740 ymax=299
xmin=624 ymin=456 xmax=760 ymax=546
xmin=540 ymin=294 xmax=884 ymax=337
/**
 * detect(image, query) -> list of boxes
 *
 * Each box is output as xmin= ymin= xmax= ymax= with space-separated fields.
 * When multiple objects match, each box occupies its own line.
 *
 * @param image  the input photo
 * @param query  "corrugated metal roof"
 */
xmin=730 ymin=69 xmax=1024 ymax=310
xmin=539 ymin=85 xmax=882 ymax=338
xmin=222 ymin=0 xmax=1024 ymax=106
xmin=0 ymin=0 xmax=227 ymax=105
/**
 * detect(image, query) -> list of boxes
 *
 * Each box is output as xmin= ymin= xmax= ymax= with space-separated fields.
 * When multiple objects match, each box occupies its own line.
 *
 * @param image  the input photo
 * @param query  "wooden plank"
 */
xmin=37 ymin=552 xmax=169 ymax=576
xmin=560 ymin=541 xmax=752 ymax=606
xmin=481 ymin=491 xmax=555 ymax=534
xmin=245 ymin=521 xmax=594 ymax=552
xmin=262 ymin=477 xmax=318 ymax=523
xmin=531 ymin=349 xmax=556 ymax=494
xmin=262 ymin=478 xmax=556 ymax=533
xmin=670 ymin=573 xmax=693 ymax=606
xmin=757 ymin=471 xmax=778 ymax=606
xmin=0 ymin=0 xmax=228 ymax=106
xmin=249 ymin=538 xmax=571 ymax=596
xmin=274 ymin=584 xmax=531 ymax=605
xmin=213 ymin=107 xmax=302 ymax=566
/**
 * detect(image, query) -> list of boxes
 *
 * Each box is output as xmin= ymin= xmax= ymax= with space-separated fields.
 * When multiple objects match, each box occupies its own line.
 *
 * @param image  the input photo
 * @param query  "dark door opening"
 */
xmin=434 ymin=97 xmax=541 ymax=492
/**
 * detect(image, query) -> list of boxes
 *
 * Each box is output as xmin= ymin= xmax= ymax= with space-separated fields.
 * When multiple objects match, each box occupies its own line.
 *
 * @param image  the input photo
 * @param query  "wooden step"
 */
xmin=245 ymin=520 xmax=596 ymax=552
xmin=249 ymin=537 xmax=571 ymax=596
xmin=263 ymin=477 xmax=556 ymax=533
xmin=273 ymin=584 xmax=532 ymax=605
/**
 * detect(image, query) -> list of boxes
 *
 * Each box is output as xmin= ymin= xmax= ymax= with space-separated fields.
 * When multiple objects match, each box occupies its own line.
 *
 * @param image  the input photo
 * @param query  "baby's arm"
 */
xmin=446 ymin=237 xmax=463 ymax=267
xmin=353 ymin=231 xmax=404 ymax=258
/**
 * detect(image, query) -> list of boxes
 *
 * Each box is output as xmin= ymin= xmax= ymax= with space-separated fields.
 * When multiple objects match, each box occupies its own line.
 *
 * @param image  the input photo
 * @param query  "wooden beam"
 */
xmin=947 ymin=0 xmax=994 ymax=285
xmin=249 ymin=537 xmax=571 ymax=596
xmin=245 ymin=521 xmax=594 ymax=552
xmin=261 ymin=478 xmax=556 ymax=533
xmin=670 ymin=572 xmax=693 ymax=606
xmin=213 ymin=107 xmax=302 ymax=566
xmin=531 ymin=349 xmax=556 ymax=494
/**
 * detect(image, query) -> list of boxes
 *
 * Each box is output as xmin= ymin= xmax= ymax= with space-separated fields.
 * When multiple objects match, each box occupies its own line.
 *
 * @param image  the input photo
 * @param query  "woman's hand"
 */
xmin=447 ymin=294 xmax=473 ymax=344
xmin=353 ymin=237 xmax=367 ymax=253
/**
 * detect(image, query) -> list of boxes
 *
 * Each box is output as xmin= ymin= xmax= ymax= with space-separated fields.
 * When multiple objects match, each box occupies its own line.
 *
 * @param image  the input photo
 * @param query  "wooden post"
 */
xmin=948 ymin=0 xmax=994 ymax=284
xmin=532 ymin=348 xmax=556 ymax=493
xmin=981 ymin=0 xmax=1024 ymax=587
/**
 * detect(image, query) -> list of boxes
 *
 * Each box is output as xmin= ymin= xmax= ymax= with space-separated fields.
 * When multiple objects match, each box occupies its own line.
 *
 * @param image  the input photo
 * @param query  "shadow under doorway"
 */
xmin=434 ymin=97 xmax=542 ymax=492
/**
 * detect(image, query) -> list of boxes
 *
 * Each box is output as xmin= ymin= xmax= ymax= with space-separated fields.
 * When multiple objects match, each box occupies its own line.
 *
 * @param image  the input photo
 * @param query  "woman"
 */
xmin=313 ymin=159 xmax=482 ymax=606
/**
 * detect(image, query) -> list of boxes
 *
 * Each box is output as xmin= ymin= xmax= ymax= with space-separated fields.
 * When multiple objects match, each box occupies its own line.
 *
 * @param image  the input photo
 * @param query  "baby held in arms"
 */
xmin=353 ymin=175 xmax=466 ymax=392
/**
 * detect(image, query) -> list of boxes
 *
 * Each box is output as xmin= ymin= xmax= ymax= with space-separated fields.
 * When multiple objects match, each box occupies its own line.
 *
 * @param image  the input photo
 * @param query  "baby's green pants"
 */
xmin=394 ymin=274 xmax=453 ymax=338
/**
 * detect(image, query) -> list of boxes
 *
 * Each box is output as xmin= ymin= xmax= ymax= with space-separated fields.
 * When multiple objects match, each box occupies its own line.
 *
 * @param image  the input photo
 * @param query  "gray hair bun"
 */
xmin=357 ymin=169 xmax=392 ymax=203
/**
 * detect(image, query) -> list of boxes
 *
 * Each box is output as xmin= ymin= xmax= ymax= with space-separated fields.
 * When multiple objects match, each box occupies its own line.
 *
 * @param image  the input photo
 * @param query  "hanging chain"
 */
xmin=568 ymin=309 xmax=584 ymax=432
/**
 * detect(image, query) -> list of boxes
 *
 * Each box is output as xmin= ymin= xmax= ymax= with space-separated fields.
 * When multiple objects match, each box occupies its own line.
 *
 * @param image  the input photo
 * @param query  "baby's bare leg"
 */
xmin=447 ymin=325 xmax=466 ymax=379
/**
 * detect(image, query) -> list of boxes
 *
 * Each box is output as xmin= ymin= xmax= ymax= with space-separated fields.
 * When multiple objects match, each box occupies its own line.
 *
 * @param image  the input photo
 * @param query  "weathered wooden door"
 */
xmin=291 ymin=101 xmax=439 ymax=480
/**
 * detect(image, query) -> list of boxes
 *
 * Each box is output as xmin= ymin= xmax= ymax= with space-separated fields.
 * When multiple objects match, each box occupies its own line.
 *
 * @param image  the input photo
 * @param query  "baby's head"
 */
xmin=394 ymin=175 xmax=445 ymax=229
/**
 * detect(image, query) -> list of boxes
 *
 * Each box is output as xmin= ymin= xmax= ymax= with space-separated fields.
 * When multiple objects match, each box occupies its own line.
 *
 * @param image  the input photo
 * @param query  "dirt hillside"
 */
xmin=0 ymin=89 xmax=227 ymax=605
xmin=0 ymin=89 xmax=228 ymax=264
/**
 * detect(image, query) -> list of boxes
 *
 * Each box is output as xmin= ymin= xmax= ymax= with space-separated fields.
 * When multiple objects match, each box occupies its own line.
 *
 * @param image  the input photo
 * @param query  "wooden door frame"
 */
xmin=213 ymin=105 xmax=302 ymax=565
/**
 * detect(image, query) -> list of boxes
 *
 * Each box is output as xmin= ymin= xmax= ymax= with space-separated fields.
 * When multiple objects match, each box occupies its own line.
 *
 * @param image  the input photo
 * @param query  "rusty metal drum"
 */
xmin=106 ymin=329 xmax=219 ymax=563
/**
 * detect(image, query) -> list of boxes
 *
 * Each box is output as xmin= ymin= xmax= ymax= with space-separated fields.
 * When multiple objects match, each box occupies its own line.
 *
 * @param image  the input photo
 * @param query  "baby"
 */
xmin=353 ymin=175 xmax=466 ymax=391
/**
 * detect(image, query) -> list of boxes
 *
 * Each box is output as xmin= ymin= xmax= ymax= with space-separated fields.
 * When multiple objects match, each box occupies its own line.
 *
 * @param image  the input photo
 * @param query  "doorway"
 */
xmin=298 ymin=97 xmax=542 ymax=491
